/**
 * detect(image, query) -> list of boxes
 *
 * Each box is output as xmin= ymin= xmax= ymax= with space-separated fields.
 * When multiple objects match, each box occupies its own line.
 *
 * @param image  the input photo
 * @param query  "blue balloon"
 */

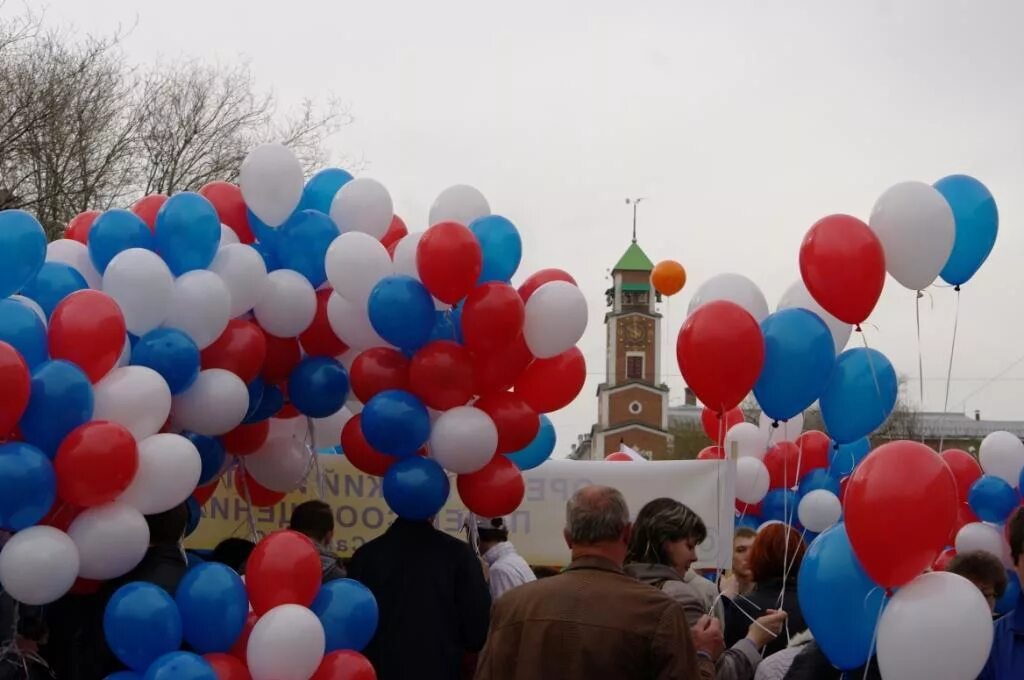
xmin=300 ymin=168 xmax=353 ymax=213
xmin=154 ymin=192 xmax=221 ymax=275
xmin=0 ymin=210 xmax=46 ymax=298
xmin=736 ymin=514 xmax=761 ymax=531
xmin=251 ymin=239 xmax=280 ymax=272
xmin=19 ymin=262 xmax=88 ymax=318
xmin=428 ymin=305 xmax=463 ymax=344
xmin=142 ymin=652 xmax=216 ymax=680
xmin=934 ymin=175 xmax=998 ymax=286
xmin=0 ymin=442 xmax=55 ymax=530
xmin=470 ymin=215 xmax=522 ymax=284
xmin=184 ymin=433 xmax=225 ymax=485
xmin=185 ymin=496 xmax=201 ymax=537
xmin=761 ymin=488 xmax=799 ymax=524
xmin=996 ymin=569 xmax=1021 ymax=616
xmin=506 ymin=414 xmax=556 ymax=471
xmin=383 ymin=457 xmax=450 ymax=520
xmin=104 ymin=582 xmax=183 ymax=672
xmin=244 ymin=381 xmax=283 ymax=423
xmin=131 ymin=328 xmax=200 ymax=394
xmin=799 ymin=524 xmax=887 ymax=669
xmin=311 ymin=578 xmax=379 ymax=652
xmin=968 ymin=475 xmax=1020 ymax=523
xmin=798 ymin=468 xmax=841 ymax=497
xmin=0 ymin=298 xmax=48 ymax=369
xmin=828 ymin=437 xmax=870 ymax=478
xmin=820 ymin=348 xmax=897 ymax=445
xmin=277 ymin=210 xmax=339 ymax=287
xmin=367 ymin=276 xmax=435 ymax=352
xmin=362 ymin=389 xmax=431 ymax=457
xmin=754 ymin=309 xmax=835 ymax=422
xmin=288 ymin=356 xmax=350 ymax=418
xmin=105 ymin=673 xmax=142 ymax=680
xmin=20 ymin=360 xmax=94 ymax=457
xmin=175 ymin=562 xmax=248 ymax=653
xmin=89 ymin=209 xmax=154 ymax=273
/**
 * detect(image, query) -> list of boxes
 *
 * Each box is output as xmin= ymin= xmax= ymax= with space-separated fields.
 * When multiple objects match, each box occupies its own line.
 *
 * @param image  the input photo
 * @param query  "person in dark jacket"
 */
xmin=209 ymin=537 xmax=257 ymax=574
xmin=347 ymin=517 xmax=491 ymax=680
xmin=289 ymin=501 xmax=346 ymax=582
xmin=724 ymin=523 xmax=808 ymax=657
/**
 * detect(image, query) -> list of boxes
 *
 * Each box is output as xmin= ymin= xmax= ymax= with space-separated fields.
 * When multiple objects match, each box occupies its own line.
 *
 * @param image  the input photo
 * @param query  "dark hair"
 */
xmin=734 ymin=527 xmax=757 ymax=541
xmin=626 ymin=498 xmax=707 ymax=565
xmin=749 ymin=523 xmax=807 ymax=583
xmin=211 ymin=538 xmax=256 ymax=573
xmin=1009 ymin=507 xmax=1024 ymax=564
xmin=290 ymin=500 xmax=334 ymax=542
xmin=146 ymin=503 xmax=190 ymax=545
xmin=478 ymin=517 xmax=509 ymax=543
xmin=946 ymin=550 xmax=1009 ymax=599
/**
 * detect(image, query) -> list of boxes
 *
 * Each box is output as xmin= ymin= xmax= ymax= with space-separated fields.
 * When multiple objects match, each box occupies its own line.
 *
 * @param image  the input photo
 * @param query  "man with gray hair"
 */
xmin=475 ymin=485 xmax=720 ymax=679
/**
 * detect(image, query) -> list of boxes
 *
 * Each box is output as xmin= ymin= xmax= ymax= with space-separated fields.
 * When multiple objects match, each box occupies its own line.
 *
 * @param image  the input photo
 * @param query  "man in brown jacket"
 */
xmin=475 ymin=485 xmax=721 ymax=680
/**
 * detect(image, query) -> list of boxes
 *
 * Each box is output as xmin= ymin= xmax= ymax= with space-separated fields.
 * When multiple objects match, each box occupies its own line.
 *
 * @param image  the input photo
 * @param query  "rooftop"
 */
xmin=613 ymin=241 xmax=654 ymax=272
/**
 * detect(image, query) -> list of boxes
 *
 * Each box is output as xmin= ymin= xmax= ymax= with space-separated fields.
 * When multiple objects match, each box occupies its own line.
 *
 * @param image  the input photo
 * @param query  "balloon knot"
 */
xmin=771 ymin=421 xmax=780 ymax=429
xmin=854 ymin=324 xmax=863 ymax=333
xmin=954 ymin=285 xmax=961 ymax=292
xmin=884 ymin=588 xmax=894 ymax=598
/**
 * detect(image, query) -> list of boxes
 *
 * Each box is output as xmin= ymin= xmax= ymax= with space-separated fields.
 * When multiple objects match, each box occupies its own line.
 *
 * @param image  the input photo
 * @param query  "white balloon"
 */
xmin=869 ymin=181 xmax=955 ymax=291
xmin=247 ymin=604 xmax=325 ymax=680
xmin=777 ymin=279 xmax=852 ymax=354
xmin=220 ymin=223 xmax=241 ymax=248
xmin=955 ymin=522 xmax=1009 ymax=562
xmin=163 ymin=270 xmax=231 ymax=349
xmin=269 ymin=416 xmax=310 ymax=443
xmin=687 ymin=273 xmax=769 ymax=323
xmin=171 ymin=368 xmax=249 ymax=435
xmin=325 ymin=232 xmax=393 ymax=307
xmin=327 ymin=293 xmax=386 ymax=350
xmin=245 ymin=436 xmax=310 ymax=492
xmin=876 ymin=572 xmax=993 ymax=680
xmin=254 ymin=269 xmax=316 ymax=338
xmin=311 ymin=406 xmax=354 ymax=449
xmin=47 ymin=239 xmax=101 ymax=289
xmin=758 ymin=411 xmax=803 ymax=445
xmin=0 ymin=526 xmax=79 ymax=605
xmin=330 ymin=177 xmax=393 ymax=239
xmin=68 ymin=503 xmax=149 ymax=580
xmin=119 ymin=434 xmax=202 ymax=514
xmin=239 ymin=143 xmax=304 ymax=227
xmin=210 ymin=244 xmax=269 ymax=318
xmin=978 ymin=430 xmax=1024 ymax=487
xmin=523 ymin=281 xmax=587 ymax=359
xmin=93 ymin=366 xmax=172 ymax=441
xmin=11 ymin=295 xmax=46 ymax=327
xmin=428 ymin=184 xmax=491 ymax=227
xmin=735 ymin=457 xmax=770 ymax=504
xmin=797 ymin=490 xmax=842 ymax=532
xmin=430 ymin=406 xmax=498 ymax=474
xmin=102 ymin=248 xmax=174 ymax=335
xmin=725 ymin=422 xmax=766 ymax=460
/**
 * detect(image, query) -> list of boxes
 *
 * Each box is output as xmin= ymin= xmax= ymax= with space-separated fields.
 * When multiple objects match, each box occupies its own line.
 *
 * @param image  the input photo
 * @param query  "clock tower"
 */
xmin=590 ymin=239 xmax=672 ymax=460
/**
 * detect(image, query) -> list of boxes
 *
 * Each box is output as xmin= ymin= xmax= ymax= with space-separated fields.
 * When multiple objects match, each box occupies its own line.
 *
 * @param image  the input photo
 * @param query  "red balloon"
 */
xmin=55 ymin=421 xmax=139 ymax=507
xmin=341 ymin=415 xmax=398 ymax=476
xmin=221 ymin=421 xmax=270 ymax=456
xmin=736 ymin=499 xmax=762 ymax=516
xmin=799 ymin=214 xmax=885 ymax=326
xmin=205 ymin=653 xmax=251 ymax=680
xmin=604 ymin=452 xmax=634 ymax=462
xmin=234 ymin=468 xmax=286 ymax=508
xmin=700 ymin=407 xmax=744 ymax=444
xmin=697 ymin=446 xmax=725 ymax=460
xmin=230 ymin=613 xmax=259 ymax=661
xmin=300 ymin=289 xmax=349 ymax=358
xmin=0 ymin=341 xmax=30 ymax=436
xmin=48 ymin=290 xmax=127 ymax=382
xmin=350 ymin=348 xmax=409 ymax=404
xmin=514 ymin=346 xmax=585 ymax=414
xmin=131 ymin=194 xmax=168 ymax=230
xmin=311 ymin=651 xmax=377 ymax=680
xmin=193 ymin=480 xmax=219 ymax=506
xmin=933 ymin=547 xmax=957 ymax=572
xmin=795 ymin=431 xmax=831 ymax=478
xmin=472 ymin=333 xmax=533 ymax=397
xmin=764 ymin=442 xmax=802 ymax=489
xmin=202 ymin=320 xmax=268 ymax=383
xmin=416 ymin=222 xmax=482 ymax=304
xmin=475 ymin=392 xmax=539 ymax=454
xmin=65 ymin=210 xmax=100 ymax=243
xmin=518 ymin=269 xmax=578 ymax=304
xmin=408 ymin=341 xmax=473 ymax=410
xmin=845 ymin=441 xmax=958 ymax=589
xmin=200 ymin=182 xmax=254 ymax=244
xmin=245 ymin=530 xmax=322 ymax=614
xmin=676 ymin=301 xmax=763 ymax=413
xmin=380 ymin=215 xmax=408 ymax=251
xmin=461 ymin=283 xmax=525 ymax=353
xmin=260 ymin=331 xmax=302 ymax=385
xmin=70 ymin=578 xmax=102 ymax=595
xmin=40 ymin=501 xmax=83 ymax=532
xmin=457 ymin=455 xmax=525 ymax=517
xmin=940 ymin=448 xmax=983 ymax=503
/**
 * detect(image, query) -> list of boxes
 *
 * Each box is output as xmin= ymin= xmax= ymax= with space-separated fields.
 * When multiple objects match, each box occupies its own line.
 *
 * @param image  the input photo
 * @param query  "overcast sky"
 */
xmin=24 ymin=0 xmax=1024 ymax=451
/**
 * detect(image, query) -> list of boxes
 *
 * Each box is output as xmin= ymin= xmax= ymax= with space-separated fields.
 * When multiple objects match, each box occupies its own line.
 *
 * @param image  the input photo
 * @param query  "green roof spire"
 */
xmin=613 ymin=241 xmax=654 ymax=272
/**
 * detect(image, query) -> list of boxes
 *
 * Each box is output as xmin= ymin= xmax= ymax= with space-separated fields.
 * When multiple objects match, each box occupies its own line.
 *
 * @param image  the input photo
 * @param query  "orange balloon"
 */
xmin=651 ymin=260 xmax=686 ymax=296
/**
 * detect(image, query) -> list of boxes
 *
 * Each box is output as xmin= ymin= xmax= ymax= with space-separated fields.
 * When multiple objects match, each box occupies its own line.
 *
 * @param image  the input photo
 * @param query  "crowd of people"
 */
xmin=1 ymin=489 xmax=1022 ymax=679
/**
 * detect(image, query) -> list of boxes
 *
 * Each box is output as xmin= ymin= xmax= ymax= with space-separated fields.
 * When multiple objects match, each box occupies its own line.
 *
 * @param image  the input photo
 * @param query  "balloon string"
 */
xmin=858 ymin=331 xmax=889 ymax=428
xmin=937 ymin=288 xmax=961 ymax=453
xmin=915 ymin=291 xmax=925 ymax=409
xmin=306 ymin=417 xmax=325 ymax=499
xmin=236 ymin=458 xmax=261 ymax=543
xmin=863 ymin=590 xmax=887 ymax=680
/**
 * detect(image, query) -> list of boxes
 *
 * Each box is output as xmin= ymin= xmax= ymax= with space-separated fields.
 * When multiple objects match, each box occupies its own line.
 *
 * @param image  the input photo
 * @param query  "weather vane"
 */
xmin=625 ymin=197 xmax=645 ymax=243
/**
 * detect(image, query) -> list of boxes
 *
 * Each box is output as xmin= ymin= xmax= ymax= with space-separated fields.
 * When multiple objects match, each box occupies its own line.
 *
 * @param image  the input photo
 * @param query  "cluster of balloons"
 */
xmin=99 ymin=530 xmax=377 ymax=680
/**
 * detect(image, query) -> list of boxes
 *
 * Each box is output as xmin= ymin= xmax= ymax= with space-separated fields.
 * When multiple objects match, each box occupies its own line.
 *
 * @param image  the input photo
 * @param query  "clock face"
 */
xmin=619 ymin=317 xmax=649 ymax=348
